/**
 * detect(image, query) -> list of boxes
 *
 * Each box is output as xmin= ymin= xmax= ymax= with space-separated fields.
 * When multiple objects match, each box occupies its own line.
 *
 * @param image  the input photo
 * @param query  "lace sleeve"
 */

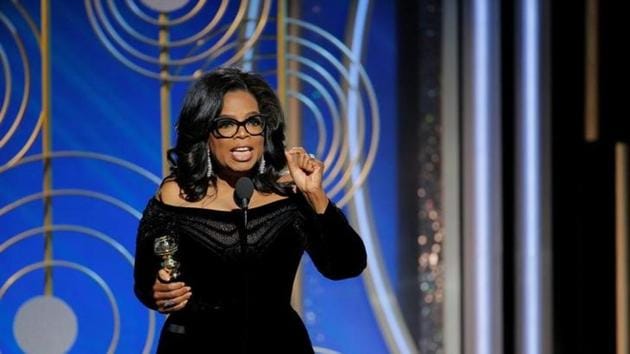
xmin=133 ymin=199 xmax=174 ymax=310
xmin=299 ymin=198 xmax=367 ymax=280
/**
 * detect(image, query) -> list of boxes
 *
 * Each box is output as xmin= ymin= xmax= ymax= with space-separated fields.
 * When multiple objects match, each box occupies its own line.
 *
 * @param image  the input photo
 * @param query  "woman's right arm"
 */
xmin=133 ymin=197 xmax=191 ymax=312
xmin=133 ymin=200 xmax=165 ymax=310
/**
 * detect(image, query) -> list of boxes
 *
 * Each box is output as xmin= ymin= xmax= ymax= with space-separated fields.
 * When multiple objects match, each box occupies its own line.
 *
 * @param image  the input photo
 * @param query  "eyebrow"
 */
xmin=216 ymin=111 xmax=260 ymax=118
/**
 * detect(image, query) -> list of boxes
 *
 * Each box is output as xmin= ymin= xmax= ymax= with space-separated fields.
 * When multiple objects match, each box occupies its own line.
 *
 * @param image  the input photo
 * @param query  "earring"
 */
xmin=258 ymin=155 xmax=266 ymax=174
xmin=207 ymin=148 xmax=213 ymax=178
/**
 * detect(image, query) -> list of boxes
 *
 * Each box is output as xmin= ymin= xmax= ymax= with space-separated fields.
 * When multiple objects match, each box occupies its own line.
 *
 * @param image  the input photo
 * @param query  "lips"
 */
xmin=230 ymin=146 xmax=254 ymax=162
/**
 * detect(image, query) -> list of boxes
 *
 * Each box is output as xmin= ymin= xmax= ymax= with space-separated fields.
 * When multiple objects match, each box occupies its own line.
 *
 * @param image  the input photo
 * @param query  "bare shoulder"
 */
xmin=157 ymin=179 xmax=185 ymax=206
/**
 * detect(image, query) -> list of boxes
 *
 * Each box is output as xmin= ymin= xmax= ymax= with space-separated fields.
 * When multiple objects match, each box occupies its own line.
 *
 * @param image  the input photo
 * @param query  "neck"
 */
xmin=215 ymin=170 xmax=254 ymax=189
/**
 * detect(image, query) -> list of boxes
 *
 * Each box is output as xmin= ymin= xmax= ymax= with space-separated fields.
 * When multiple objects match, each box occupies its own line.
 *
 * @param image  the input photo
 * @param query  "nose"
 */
xmin=235 ymin=124 xmax=249 ymax=138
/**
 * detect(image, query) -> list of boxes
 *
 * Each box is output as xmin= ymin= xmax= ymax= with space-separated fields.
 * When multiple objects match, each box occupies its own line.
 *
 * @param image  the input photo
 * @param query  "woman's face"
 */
xmin=209 ymin=90 xmax=265 ymax=177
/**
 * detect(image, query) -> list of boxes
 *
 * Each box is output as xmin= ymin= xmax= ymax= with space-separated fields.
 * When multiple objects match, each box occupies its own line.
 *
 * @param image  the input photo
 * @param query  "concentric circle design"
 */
xmin=140 ymin=0 xmax=190 ymax=13
xmin=0 ymin=150 xmax=161 ymax=184
xmin=13 ymin=295 xmax=78 ymax=354
xmin=3 ymin=3 xmax=394 ymax=353
xmin=0 ymin=220 xmax=156 ymax=354
xmin=282 ymin=18 xmax=380 ymax=207
xmin=0 ymin=261 xmax=121 ymax=353
xmin=0 ymin=11 xmax=41 ymax=168
xmin=85 ymin=0 xmax=272 ymax=81
xmin=0 ymin=151 xmax=161 ymax=353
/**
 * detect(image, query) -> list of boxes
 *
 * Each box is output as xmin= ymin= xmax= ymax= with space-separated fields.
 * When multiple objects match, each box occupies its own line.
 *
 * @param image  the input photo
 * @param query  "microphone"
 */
xmin=234 ymin=177 xmax=254 ymax=210
xmin=233 ymin=176 xmax=254 ymax=354
xmin=233 ymin=176 xmax=254 ymax=252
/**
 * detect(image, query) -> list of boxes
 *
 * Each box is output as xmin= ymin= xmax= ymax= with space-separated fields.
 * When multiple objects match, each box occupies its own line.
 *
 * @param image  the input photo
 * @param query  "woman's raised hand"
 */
xmin=284 ymin=147 xmax=329 ymax=213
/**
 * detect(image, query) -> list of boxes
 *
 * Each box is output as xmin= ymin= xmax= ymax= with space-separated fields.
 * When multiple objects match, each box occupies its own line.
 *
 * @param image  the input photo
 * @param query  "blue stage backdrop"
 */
xmin=0 ymin=1 xmax=406 ymax=353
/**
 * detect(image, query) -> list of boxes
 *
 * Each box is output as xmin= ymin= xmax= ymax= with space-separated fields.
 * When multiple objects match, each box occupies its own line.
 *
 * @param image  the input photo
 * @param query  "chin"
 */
xmin=225 ymin=161 xmax=257 ymax=174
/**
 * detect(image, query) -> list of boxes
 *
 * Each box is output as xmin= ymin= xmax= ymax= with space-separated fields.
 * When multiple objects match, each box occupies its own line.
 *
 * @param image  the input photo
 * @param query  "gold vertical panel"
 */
xmin=276 ymin=0 xmax=287 ymax=109
xmin=286 ymin=2 xmax=302 ymax=148
xmin=584 ymin=0 xmax=599 ymax=142
xmin=616 ymin=143 xmax=629 ymax=354
xmin=286 ymin=1 xmax=304 ymax=316
xmin=278 ymin=0 xmax=303 ymax=316
xmin=41 ymin=0 xmax=54 ymax=296
xmin=159 ymin=13 xmax=172 ymax=178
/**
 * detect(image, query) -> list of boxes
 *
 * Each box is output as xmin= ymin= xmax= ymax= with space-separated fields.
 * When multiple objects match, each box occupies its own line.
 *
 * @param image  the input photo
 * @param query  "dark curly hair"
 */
xmin=167 ymin=67 xmax=291 ymax=201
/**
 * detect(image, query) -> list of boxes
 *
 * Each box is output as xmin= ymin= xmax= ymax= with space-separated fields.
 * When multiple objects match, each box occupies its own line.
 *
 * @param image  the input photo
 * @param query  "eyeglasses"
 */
xmin=210 ymin=115 xmax=266 ymax=138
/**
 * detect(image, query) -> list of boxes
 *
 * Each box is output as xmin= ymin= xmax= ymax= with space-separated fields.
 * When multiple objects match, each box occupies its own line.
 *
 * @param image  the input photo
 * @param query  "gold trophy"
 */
xmin=153 ymin=235 xmax=180 ymax=280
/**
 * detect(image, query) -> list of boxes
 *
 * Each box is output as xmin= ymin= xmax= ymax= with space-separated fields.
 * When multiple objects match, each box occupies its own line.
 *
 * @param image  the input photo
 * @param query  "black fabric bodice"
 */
xmin=133 ymin=193 xmax=367 ymax=354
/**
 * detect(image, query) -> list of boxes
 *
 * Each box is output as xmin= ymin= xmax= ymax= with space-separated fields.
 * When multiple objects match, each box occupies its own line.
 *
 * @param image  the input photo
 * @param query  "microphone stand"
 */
xmin=238 ymin=199 xmax=249 ymax=354
xmin=234 ymin=176 xmax=253 ymax=353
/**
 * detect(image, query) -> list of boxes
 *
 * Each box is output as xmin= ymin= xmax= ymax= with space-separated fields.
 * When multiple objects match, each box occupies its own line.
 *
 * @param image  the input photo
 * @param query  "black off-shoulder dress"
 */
xmin=133 ymin=193 xmax=367 ymax=353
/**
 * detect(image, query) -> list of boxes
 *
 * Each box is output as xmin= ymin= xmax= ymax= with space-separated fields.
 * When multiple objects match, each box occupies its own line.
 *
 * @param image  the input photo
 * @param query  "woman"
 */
xmin=133 ymin=67 xmax=367 ymax=353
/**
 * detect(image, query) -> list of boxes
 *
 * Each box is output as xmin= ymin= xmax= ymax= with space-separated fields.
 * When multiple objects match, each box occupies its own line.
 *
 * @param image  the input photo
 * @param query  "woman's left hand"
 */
xmin=285 ymin=147 xmax=329 ymax=213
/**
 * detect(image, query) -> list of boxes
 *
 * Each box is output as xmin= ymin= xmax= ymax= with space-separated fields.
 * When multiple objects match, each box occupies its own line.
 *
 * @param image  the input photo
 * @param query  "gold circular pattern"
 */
xmin=0 ymin=150 xmax=163 ymax=353
xmin=85 ymin=0 xmax=272 ymax=81
xmin=282 ymin=18 xmax=380 ymax=207
xmin=0 ymin=260 xmax=122 ymax=353
xmin=0 ymin=225 xmax=157 ymax=353
xmin=0 ymin=12 xmax=41 ymax=168
xmin=1 ymin=3 xmax=385 ymax=352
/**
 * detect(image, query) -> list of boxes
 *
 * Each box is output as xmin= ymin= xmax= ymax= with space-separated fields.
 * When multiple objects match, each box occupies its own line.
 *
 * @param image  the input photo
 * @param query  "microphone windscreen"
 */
xmin=234 ymin=177 xmax=254 ymax=209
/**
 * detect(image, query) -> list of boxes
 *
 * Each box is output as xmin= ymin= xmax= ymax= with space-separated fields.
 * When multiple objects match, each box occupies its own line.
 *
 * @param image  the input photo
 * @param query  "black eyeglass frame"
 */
xmin=209 ymin=115 xmax=267 ymax=139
